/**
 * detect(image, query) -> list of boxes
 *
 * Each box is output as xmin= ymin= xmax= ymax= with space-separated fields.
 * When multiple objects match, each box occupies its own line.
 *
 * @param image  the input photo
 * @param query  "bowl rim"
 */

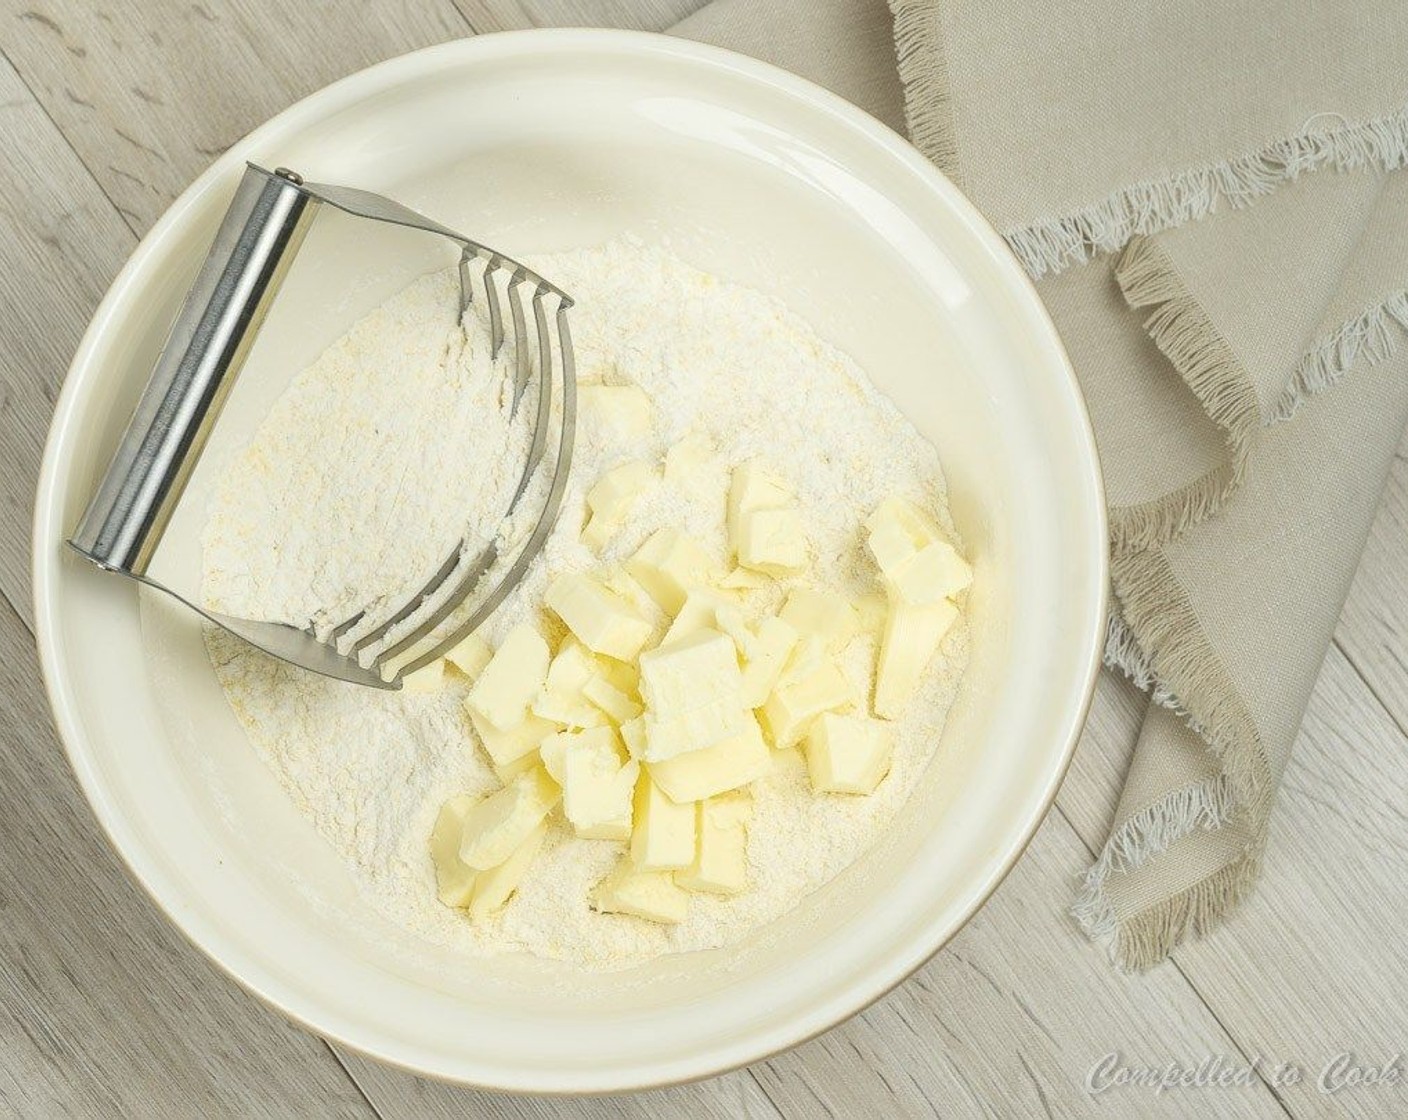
xmin=32 ymin=27 xmax=1108 ymax=1093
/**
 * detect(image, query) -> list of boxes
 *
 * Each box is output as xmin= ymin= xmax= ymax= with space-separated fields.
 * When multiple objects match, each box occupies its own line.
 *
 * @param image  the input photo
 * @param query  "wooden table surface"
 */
xmin=3 ymin=2 xmax=1406 ymax=1116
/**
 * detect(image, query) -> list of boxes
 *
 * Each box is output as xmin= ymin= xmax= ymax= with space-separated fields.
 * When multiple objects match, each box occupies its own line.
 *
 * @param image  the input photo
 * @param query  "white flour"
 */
xmin=203 ymin=239 xmax=968 ymax=969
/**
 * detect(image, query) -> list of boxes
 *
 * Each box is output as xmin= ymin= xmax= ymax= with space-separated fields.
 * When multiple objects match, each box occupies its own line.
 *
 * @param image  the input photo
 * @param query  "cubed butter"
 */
xmin=533 ymin=638 xmax=606 ymax=728
xmin=444 ymin=633 xmax=493 ymax=679
xmin=630 ymin=772 xmax=696 ymax=870
xmin=400 ymin=657 xmax=446 ymax=694
xmin=736 ymin=507 xmax=807 ymax=576
xmin=468 ymin=708 xmax=556 ymax=769
xmin=762 ymin=653 xmax=854 ymax=748
xmin=780 ymin=587 xmax=858 ymax=651
xmin=579 ymin=383 xmax=652 ymax=437
xmin=661 ymin=589 xmax=731 ymax=645
xmin=562 ymin=732 xmax=638 ymax=841
xmin=664 ymin=430 xmax=714 ymax=484
xmin=492 ymin=749 xmax=542 ymax=784
xmin=468 ymin=819 xmax=547 ymax=920
xmin=736 ymin=615 xmax=800 ymax=709
xmin=727 ymin=459 xmax=793 ymax=542
xmin=582 ymin=459 xmax=656 ymax=550
xmin=619 ymin=715 xmax=648 ymax=760
xmin=593 ymin=861 xmax=688 ymax=925
xmin=429 ymin=795 xmax=478 ymax=907
xmin=677 ymin=793 xmax=751 ymax=895
xmin=538 ymin=725 xmax=616 ymax=784
xmin=458 ymin=767 xmax=560 ymax=871
xmin=545 ymin=573 xmax=653 ymax=661
xmin=583 ymin=675 xmax=642 ymax=724
xmin=864 ymin=495 xmax=942 ymax=548
xmin=805 ymin=712 xmax=893 ymax=794
xmin=626 ymin=528 xmax=713 ymax=614
xmin=875 ymin=599 xmax=958 ymax=718
xmin=466 ymin=624 xmax=550 ymax=731
xmin=648 ymin=718 xmax=772 ymax=803
xmin=885 ymin=540 xmax=973 ymax=605
xmin=717 ymin=566 xmax=771 ymax=591
xmin=638 ymin=630 xmax=749 ymax=760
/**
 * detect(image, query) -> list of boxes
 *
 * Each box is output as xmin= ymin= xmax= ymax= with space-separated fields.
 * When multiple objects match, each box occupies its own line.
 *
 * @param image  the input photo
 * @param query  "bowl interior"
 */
xmin=35 ymin=33 xmax=1105 ymax=1091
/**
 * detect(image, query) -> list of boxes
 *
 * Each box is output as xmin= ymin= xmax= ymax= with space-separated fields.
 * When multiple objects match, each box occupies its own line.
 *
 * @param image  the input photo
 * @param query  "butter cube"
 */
xmin=875 ymin=600 xmax=958 ymax=718
xmin=563 ymin=732 xmax=638 ymax=841
xmin=583 ymin=676 xmax=642 ymax=724
xmin=580 ymin=383 xmax=652 ymax=438
xmin=546 ymin=573 xmax=653 ymax=661
xmin=444 ymin=633 xmax=493 ymax=679
xmin=853 ymin=590 xmax=889 ymax=633
xmin=626 ymin=528 xmax=713 ymax=614
xmin=400 ymin=657 xmax=446 ymax=694
xmin=468 ymin=819 xmax=547 ymax=920
xmin=664 ymin=430 xmax=714 ymax=484
xmin=630 ymin=772 xmax=696 ymax=870
xmin=677 ymin=793 xmax=751 ymax=895
xmin=805 ymin=713 xmax=893 ymax=794
xmin=762 ymin=652 xmax=854 ymax=748
xmin=886 ymin=540 xmax=973 ymax=605
xmin=717 ymin=566 xmax=771 ymax=591
xmin=429 ymin=795 xmax=479 ymax=907
xmin=583 ymin=460 xmax=656 ymax=551
xmin=459 ymin=767 xmax=560 ymax=871
xmin=538 ymin=725 xmax=615 ymax=784
xmin=493 ymin=750 xmax=542 ymax=784
xmin=736 ymin=615 xmax=800 ymax=708
xmin=727 ymin=459 xmax=793 ymax=541
xmin=661 ymin=589 xmax=731 ymax=645
xmin=737 ymin=507 xmax=807 ymax=576
xmin=639 ymin=630 xmax=749 ymax=760
xmin=593 ymin=861 xmax=688 ymax=925
xmin=467 ymin=624 xmax=550 ymax=732
xmin=469 ymin=708 xmax=556 ymax=770
xmin=780 ymin=588 xmax=857 ymax=651
xmin=865 ymin=495 xmax=942 ymax=547
xmin=533 ymin=638 xmax=606 ymax=728
xmin=619 ymin=715 xmax=648 ymax=760
xmin=648 ymin=718 xmax=772 ymax=803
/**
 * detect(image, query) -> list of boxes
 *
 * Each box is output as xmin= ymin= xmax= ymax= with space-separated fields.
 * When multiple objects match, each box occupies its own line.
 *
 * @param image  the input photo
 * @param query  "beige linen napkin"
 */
xmin=671 ymin=0 xmax=1408 ymax=967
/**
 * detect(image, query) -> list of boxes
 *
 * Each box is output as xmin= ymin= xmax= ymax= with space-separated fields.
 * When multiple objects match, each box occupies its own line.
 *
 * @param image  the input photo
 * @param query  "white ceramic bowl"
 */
xmin=34 ymin=31 xmax=1105 ymax=1092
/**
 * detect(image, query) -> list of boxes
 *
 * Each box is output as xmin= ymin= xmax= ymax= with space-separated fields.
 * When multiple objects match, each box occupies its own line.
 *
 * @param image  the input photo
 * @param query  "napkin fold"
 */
xmin=673 ymin=0 xmax=1408 ymax=967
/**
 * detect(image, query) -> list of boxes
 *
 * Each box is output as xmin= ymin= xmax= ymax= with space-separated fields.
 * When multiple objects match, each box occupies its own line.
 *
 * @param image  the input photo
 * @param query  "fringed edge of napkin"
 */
xmin=1006 ymin=107 xmax=1408 ymax=280
xmin=1274 ymin=290 xmax=1408 ymax=421
xmin=890 ymin=0 xmax=958 ymax=177
xmin=1108 ymin=238 xmax=1259 ymax=552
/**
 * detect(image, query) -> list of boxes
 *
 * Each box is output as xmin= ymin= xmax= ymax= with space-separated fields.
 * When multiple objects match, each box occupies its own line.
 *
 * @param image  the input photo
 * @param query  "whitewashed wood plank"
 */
xmin=452 ymin=0 xmax=706 ymax=33
xmin=0 ymin=0 xmax=474 ymax=234
xmin=1336 ymin=431 xmax=1408 ymax=737
xmin=0 ymin=53 xmax=135 ymax=627
xmin=0 ymin=596 xmax=377 ymax=1116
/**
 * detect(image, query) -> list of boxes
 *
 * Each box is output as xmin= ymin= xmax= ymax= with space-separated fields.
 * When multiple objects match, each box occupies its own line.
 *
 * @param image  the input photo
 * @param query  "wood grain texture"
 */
xmin=452 ymin=0 xmax=704 ymax=34
xmin=0 ymin=594 xmax=376 ymax=1117
xmin=0 ymin=0 xmax=474 ymax=234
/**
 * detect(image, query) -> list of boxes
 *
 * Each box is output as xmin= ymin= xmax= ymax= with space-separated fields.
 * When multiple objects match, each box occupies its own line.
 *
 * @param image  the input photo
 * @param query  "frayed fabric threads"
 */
xmin=888 ymin=0 xmax=959 ymax=180
xmin=1006 ymin=105 xmax=1408 ymax=279
xmin=1274 ymin=290 xmax=1408 ymax=421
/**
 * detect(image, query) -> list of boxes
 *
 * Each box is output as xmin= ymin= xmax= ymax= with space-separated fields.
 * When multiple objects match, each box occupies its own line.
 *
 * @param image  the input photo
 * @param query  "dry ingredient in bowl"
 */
xmin=202 ymin=238 xmax=970 ymax=969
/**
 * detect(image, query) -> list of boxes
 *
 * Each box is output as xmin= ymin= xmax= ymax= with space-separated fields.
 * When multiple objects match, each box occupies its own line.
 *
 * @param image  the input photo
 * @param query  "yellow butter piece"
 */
xmin=400 ymin=657 xmax=447 ymax=694
xmin=864 ymin=495 xmax=942 ymax=547
xmin=579 ymin=384 xmax=652 ymax=438
xmin=468 ymin=819 xmax=547 ymax=920
xmin=661 ymin=588 xmax=732 ymax=645
xmin=805 ymin=712 xmax=893 ymax=794
xmin=780 ymin=587 xmax=857 ymax=651
xmin=493 ymin=750 xmax=542 ymax=784
xmin=533 ymin=637 xmax=607 ymax=729
xmin=626 ymin=528 xmax=713 ymax=615
xmin=563 ymin=731 xmax=638 ymax=841
xmin=545 ymin=573 xmax=653 ymax=661
xmin=466 ymin=624 xmax=550 ymax=732
xmin=630 ymin=772 xmax=696 ymax=870
xmin=677 ymin=793 xmax=751 ymax=895
xmin=648 ymin=717 xmax=773 ymax=803
xmin=468 ymin=708 xmax=556 ymax=769
xmin=619 ymin=715 xmax=648 ymax=760
xmin=663 ymin=430 xmax=714 ymax=484
xmin=538 ymin=724 xmax=615 ymax=784
xmin=852 ymin=590 xmax=889 ymax=633
xmin=875 ymin=599 xmax=958 ymax=718
xmin=444 ymin=633 xmax=493 ymax=679
xmin=887 ymin=540 xmax=973 ymax=605
xmin=728 ymin=614 xmax=800 ymax=709
xmin=582 ymin=460 xmax=657 ymax=551
xmin=737 ymin=507 xmax=807 ymax=576
xmin=638 ymin=630 xmax=749 ymax=760
xmin=762 ymin=650 xmax=854 ymax=748
xmin=429 ymin=795 xmax=479 ymax=907
xmin=593 ymin=860 xmax=688 ymax=924
xmin=458 ymin=767 xmax=560 ymax=871
xmin=865 ymin=497 xmax=971 ymax=604
xmin=727 ymin=459 xmax=794 ymax=542
xmin=583 ymin=675 xmax=643 ymax=724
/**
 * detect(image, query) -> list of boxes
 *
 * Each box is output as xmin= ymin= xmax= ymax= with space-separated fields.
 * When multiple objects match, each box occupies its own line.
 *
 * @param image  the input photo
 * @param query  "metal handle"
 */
xmin=69 ymin=164 xmax=318 ymax=575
